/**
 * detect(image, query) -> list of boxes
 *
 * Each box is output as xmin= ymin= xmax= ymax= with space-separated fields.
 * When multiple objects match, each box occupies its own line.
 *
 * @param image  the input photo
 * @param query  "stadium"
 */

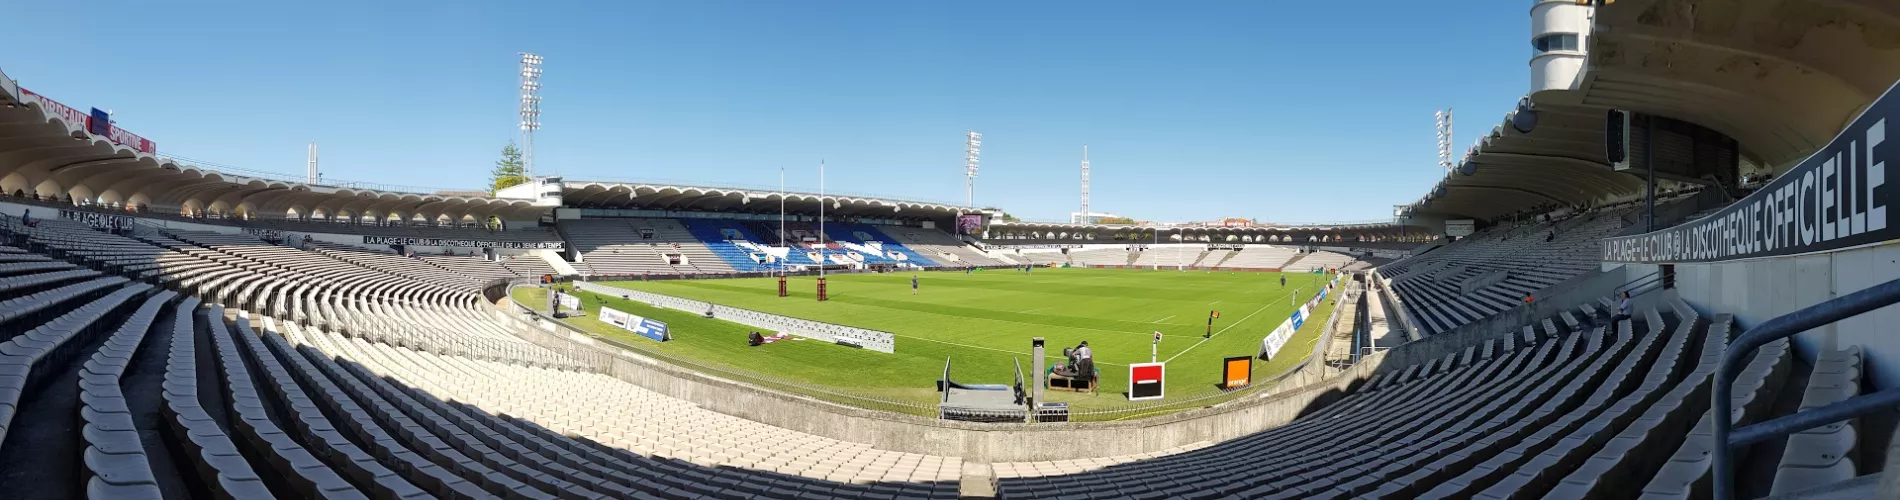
xmin=0 ymin=1 xmax=1898 ymax=499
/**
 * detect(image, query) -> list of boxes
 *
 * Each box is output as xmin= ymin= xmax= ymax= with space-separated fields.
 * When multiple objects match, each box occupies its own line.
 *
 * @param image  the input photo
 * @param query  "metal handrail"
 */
xmin=1712 ymin=277 xmax=1900 ymax=500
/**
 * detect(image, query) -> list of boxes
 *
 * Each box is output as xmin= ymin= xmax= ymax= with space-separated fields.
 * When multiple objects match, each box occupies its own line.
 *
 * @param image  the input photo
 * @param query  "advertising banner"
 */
xmin=243 ymin=228 xmax=284 ymax=241
xmin=59 ymin=209 xmax=132 ymax=230
xmin=1260 ymin=319 xmax=1296 ymax=361
xmin=1259 ymin=277 xmax=1338 ymax=360
xmin=1222 ymin=356 xmax=1252 ymax=390
xmin=1602 ymin=80 xmax=1900 ymax=263
xmin=362 ymin=235 xmax=564 ymax=250
xmin=986 ymin=244 xmax=1083 ymax=250
xmin=20 ymin=89 xmax=158 ymax=154
xmin=1129 ymin=362 xmax=1165 ymax=401
xmin=597 ymin=306 xmax=669 ymax=342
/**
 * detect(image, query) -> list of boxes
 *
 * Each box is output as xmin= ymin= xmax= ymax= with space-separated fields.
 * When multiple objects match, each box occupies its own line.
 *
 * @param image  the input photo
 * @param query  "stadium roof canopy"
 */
xmin=559 ymin=180 xmax=974 ymax=221
xmin=0 ymin=69 xmax=547 ymax=222
xmin=1400 ymin=0 xmax=1900 ymax=222
xmin=1405 ymin=101 xmax=1648 ymax=221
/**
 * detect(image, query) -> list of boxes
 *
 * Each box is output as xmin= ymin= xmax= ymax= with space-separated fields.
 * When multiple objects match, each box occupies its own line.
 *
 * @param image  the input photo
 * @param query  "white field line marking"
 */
xmin=891 ymin=334 xmax=1130 ymax=367
xmin=1151 ymin=314 xmax=1176 ymax=324
xmin=1163 ymin=287 xmax=1305 ymax=364
xmin=890 ymin=308 xmax=1157 ymax=337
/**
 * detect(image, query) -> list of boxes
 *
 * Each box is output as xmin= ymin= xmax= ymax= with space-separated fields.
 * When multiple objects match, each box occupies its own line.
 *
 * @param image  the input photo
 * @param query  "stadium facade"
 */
xmin=0 ymin=1 xmax=1897 ymax=497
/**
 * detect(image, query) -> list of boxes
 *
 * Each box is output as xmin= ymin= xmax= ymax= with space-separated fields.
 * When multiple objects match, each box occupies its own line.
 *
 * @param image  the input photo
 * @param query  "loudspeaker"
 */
xmin=1510 ymin=97 xmax=1538 ymax=134
xmin=1607 ymin=109 xmax=1633 ymax=171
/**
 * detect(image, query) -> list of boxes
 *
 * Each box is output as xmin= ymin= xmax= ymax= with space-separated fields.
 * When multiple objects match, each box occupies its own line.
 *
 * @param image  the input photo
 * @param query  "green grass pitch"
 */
xmin=527 ymin=267 xmax=1339 ymax=415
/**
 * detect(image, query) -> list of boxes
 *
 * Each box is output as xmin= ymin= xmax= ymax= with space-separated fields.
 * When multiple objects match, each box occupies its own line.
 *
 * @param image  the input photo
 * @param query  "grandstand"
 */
xmin=1 ymin=0 xmax=1898 ymax=496
xmin=1374 ymin=208 xmax=1633 ymax=336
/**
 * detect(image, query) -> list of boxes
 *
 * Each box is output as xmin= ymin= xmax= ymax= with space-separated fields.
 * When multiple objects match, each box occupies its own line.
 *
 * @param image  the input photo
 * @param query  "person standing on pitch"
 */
xmin=1280 ymin=276 xmax=1286 ymax=289
xmin=911 ymin=274 xmax=919 ymax=295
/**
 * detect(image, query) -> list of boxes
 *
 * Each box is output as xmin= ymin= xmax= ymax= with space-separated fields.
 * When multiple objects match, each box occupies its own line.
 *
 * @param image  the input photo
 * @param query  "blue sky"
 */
xmin=3 ymin=1 xmax=1532 ymax=224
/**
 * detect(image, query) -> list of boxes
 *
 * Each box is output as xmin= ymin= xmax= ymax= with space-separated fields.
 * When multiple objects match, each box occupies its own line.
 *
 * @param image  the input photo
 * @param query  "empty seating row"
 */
xmin=1 ymin=209 xmax=967 ymax=499
xmin=993 ymin=294 xmax=1866 ymax=499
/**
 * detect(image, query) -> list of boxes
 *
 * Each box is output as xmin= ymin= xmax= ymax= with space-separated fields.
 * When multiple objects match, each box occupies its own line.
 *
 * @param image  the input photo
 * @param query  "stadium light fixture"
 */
xmin=1435 ymin=109 xmax=1454 ymax=173
xmin=964 ymin=130 xmax=982 ymax=209
xmin=519 ymin=52 xmax=544 ymax=180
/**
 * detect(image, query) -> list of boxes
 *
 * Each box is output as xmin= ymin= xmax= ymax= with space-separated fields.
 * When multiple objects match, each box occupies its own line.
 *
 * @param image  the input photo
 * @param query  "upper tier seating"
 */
xmin=877 ymin=226 xmax=1004 ymax=267
xmin=681 ymin=219 xmax=783 ymax=272
xmin=561 ymin=218 xmax=735 ymax=276
xmin=1376 ymin=208 xmax=1633 ymax=336
xmin=1131 ymin=246 xmax=1199 ymax=268
xmin=500 ymin=253 xmax=557 ymax=277
xmin=1213 ymin=246 xmax=1298 ymax=269
xmin=1063 ymin=248 xmax=1127 ymax=266
xmin=1283 ymin=250 xmax=1360 ymax=273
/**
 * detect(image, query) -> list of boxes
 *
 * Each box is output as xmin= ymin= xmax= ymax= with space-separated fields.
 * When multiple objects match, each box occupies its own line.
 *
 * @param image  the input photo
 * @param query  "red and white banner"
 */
xmin=19 ymin=89 xmax=86 ymax=128
xmin=18 ymin=88 xmax=158 ymax=154
xmin=103 ymin=123 xmax=157 ymax=154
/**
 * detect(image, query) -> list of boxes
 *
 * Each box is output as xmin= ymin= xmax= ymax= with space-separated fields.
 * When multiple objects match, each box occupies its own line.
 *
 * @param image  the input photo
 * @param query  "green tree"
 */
xmin=998 ymin=212 xmax=1021 ymax=222
xmin=1096 ymin=216 xmax=1135 ymax=225
xmin=490 ymin=142 xmax=529 ymax=195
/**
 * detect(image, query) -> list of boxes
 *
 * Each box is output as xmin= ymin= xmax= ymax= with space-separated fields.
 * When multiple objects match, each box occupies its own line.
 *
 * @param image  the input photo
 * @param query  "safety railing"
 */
xmin=1711 ymin=277 xmax=1900 ymax=500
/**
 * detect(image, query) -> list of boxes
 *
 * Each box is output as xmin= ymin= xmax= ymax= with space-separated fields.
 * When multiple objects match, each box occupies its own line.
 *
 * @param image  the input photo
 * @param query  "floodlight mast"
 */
xmin=1435 ymin=108 xmax=1453 ymax=173
xmin=519 ymin=53 xmax=544 ymax=179
xmin=1080 ymin=146 xmax=1090 ymax=224
xmin=965 ymin=131 xmax=982 ymax=209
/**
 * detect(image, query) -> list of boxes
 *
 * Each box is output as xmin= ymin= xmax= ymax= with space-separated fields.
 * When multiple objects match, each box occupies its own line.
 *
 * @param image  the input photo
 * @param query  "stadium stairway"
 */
xmin=1279 ymin=252 xmax=1310 ymax=271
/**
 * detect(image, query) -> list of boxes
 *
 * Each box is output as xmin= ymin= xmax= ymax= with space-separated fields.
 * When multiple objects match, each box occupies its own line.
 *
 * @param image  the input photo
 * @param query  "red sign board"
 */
xmin=19 ymin=88 xmax=157 ymax=154
xmin=1129 ymin=362 xmax=1165 ymax=401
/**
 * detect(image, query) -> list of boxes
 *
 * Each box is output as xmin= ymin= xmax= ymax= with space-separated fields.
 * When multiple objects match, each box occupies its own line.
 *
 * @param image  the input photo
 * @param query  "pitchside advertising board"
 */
xmin=1258 ymin=275 xmax=1338 ymax=360
xmin=1129 ymin=362 xmax=1165 ymax=401
xmin=597 ymin=306 xmax=670 ymax=342
xmin=1222 ymin=356 xmax=1252 ymax=390
xmin=1603 ymin=79 xmax=1900 ymax=263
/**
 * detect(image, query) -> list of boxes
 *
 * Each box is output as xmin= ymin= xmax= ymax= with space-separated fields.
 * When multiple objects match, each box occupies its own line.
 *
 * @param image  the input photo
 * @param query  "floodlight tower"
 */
xmin=306 ymin=142 xmax=319 ymax=184
xmin=1435 ymin=109 xmax=1454 ymax=173
xmin=519 ymin=53 xmax=544 ymax=179
xmin=964 ymin=130 xmax=982 ymax=209
xmin=1080 ymin=146 xmax=1091 ymax=224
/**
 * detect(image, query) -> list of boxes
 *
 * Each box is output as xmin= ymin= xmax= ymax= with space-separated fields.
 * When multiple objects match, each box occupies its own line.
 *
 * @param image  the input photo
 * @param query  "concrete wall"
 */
xmin=599 ymin=346 xmax=1382 ymax=463
xmin=1671 ymin=241 xmax=1900 ymax=388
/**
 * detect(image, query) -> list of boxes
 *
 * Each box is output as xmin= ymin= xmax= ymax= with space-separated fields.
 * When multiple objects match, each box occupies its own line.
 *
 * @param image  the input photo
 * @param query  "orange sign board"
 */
xmin=1222 ymin=356 xmax=1252 ymax=389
